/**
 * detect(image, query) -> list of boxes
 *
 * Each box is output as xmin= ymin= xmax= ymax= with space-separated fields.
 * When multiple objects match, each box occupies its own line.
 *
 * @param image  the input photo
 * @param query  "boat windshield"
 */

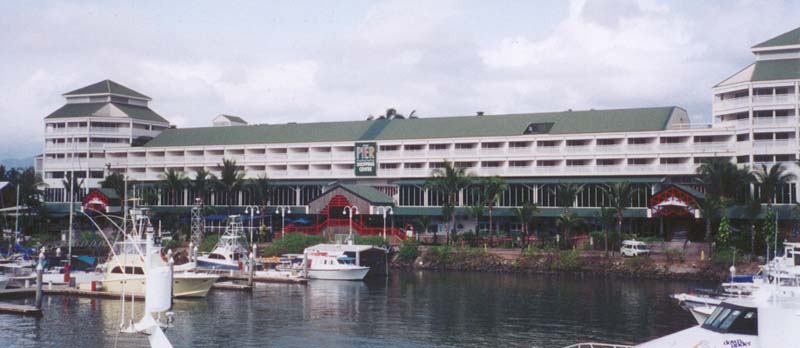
xmin=337 ymin=257 xmax=356 ymax=265
xmin=113 ymin=241 xmax=147 ymax=256
xmin=703 ymin=303 xmax=757 ymax=335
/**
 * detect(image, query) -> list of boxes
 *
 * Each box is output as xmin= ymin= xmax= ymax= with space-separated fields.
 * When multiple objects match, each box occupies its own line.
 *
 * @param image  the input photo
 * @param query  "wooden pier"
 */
xmin=0 ymin=302 xmax=42 ymax=317
xmin=219 ymin=273 xmax=308 ymax=285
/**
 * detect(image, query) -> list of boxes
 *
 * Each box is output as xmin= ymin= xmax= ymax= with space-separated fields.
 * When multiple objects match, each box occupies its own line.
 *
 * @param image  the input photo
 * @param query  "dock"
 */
xmin=0 ymin=302 xmax=42 ymax=317
xmin=0 ymin=288 xmax=36 ymax=300
xmin=219 ymin=273 xmax=308 ymax=285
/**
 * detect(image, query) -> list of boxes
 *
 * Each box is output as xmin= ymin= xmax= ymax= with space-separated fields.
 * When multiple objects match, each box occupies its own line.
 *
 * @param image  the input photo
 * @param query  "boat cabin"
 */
xmin=702 ymin=302 xmax=758 ymax=336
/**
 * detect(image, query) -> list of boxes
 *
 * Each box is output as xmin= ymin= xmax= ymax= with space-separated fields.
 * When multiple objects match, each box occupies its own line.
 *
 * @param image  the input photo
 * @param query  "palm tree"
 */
xmin=598 ymin=206 xmax=617 ymax=254
xmin=514 ymin=203 xmax=540 ymax=248
xmin=754 ymin=163 xmax=796 ymax=207
xmin=160 ymin=168 xmax=188 ymax=205
xmin=425 ymin=161 xmax=472 ymax=243
xmin=552 ymin=183 xmax=584 ymax=212
xmin=696 ymin=159 xmax=752 ymax=203
xmin=246 ymin=175 xmax=271 ymax=207
xmin=744 ymin=197 xmax=762 ymax=256
xmin=14 ymin=168 xmax=45 ymax=230
xmin=556 ymin=209 xmax=584 ymax=248
xmin=696 ymin=196 xmax=722 ymax=249
xmin=481 ymin=176 xmax=508 ymax=236
xmin=416 ymin=215 xmax=432 ymax=242
xmin=217 ymin=159 xmax=245 ymax=206
xmin=602 ymin=182 xmax=637 ymax=241
xmin=467 ymin=203 xmax=485 ymax=235
xmin=62 ymin=172 xmax=84 ymax=203
xmin=192 ymin=168 xmax=214 ymax=202
xmin=99 ymin=172 xmax=126 ymax=198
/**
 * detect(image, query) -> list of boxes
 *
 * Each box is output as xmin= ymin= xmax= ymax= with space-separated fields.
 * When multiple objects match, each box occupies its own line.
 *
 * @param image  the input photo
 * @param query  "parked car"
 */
xmin=620 ymin=240 xmax=650 ymax=257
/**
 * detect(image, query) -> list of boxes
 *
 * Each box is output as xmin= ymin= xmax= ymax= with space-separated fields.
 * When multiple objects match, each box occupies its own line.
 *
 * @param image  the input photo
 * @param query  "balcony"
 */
xmin=535 ymin=146 xmax=561 ymax=154
xmin=507 ymin=166 xmax=532 ymax=175
xmin=714 ymin=96 xmax=749 ymax=112
xmin=90 ymin=126 xmax=128 ymax=134
xmin=693 ymin=142 xmax=734 ymax=152
xmin=626 ymin=144 xmax=654 ymax=152
xmin=480 ymin=147 xmax=507 ymax=156
xmin=751 ymin=94 xmax=794 ymax=106
xmin=595 ymin=164 xmax=623 ymax=173
xmin=753 ymin=139 xmax=794 ymax=153
xmin=536 ymin=166 xmax=563 ymax=174
xmin=595 ymin=145 xmax=623 ymax=153
xmin=658 ymin=143 xmax=690 ymax=152
xmin=753 ymin=117 xmax=795 ymax=127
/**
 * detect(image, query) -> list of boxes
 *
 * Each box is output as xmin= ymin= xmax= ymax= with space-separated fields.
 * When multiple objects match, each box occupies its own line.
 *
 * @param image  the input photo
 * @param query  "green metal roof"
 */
xmin=45 ymin=102 xmax=168 ymax=123
xmin=64 ymin=79 xmax=150 ymax=99
xmin=339 ymin=184 xmax=394 ymax=205
xmin=751 ymin=59 xmax=800 ymax=82
xmin=671 ymin=184 xmax=705 ymax=200
xmin=394 ymin=177 xmax=665 ymax=186
xmin=143 ymin=106 xmax=679 ymax=147
xmin=753 ymin=27 xmax=800 ymax=49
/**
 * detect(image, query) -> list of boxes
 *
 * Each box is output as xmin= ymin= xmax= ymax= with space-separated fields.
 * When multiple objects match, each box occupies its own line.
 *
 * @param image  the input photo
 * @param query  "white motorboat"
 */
xmin=100 ymin=210 xmax=218 ymax=298
xmin=687 ymin=305 xmax=715 ymax=324
xmin=0 ymin=274 xmax=9 ymax=290
xmin=197 ymin=215 xmax=250 ymax=271
xmin=302 ymin=249 xmax=370 ymax=281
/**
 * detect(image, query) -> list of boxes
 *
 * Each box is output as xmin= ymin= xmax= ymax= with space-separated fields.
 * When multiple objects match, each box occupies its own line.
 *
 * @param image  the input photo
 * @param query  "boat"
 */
xmin=0 ymin=274 xmax=8 ymax=290
xmin=302 ymin=249 xmax=370 ymax=281
xmin=564 ymin=283 xmax=800 ymax=348
xmin=118 ymin=232 xmax=176 ymax=348
xmin=100 ymin=210 xmax=218 ymax=298
xmin=687 ymin=304 xmax=715 ymax=324
xmin=196 ymin=215 xmax=251 ymax=270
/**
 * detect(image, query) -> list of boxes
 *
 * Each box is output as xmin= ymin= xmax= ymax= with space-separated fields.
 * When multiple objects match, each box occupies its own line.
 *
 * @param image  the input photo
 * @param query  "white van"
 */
xmin=620 ymin=240 xmax=650 ymax=257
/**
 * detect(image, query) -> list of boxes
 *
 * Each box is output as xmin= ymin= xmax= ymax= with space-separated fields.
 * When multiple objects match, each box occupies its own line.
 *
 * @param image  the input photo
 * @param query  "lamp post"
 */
xmin=343 ymin=205 xmax=359 ymax=241
xmin=244 ymin=205 xmax=260 ymax=245
xmin=275 ymin=206 xmax=291 ymax=239
xmin=375 ymin=206 xmax=393 ymax=240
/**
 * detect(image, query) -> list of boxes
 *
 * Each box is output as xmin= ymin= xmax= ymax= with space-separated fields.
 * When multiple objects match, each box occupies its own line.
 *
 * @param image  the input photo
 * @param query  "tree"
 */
xmin=467 ymin=203 xmax=485 ymax=235
xmin=696 ymin=159 xmax=752 ymax=203
xmin=160 ymin=168 xmax=188 ymax=205
xmin=192 ymin=168 xmax=214 ymax=202
xmin=598 ymin=206 xmax=618 ymax=254
xmin=62 ymin=172 xmax=84 ymax=203
xmin=754 ymin=163 xmax=795 ymax=207
xmin=696 ymin=196 xmax=722 ymax=253
xmin=514 ymin=203 xmax=540 ymax=248
xmin=481 ymin=176 xmax=508 ymax=236
xmin=552 ymin=183 xmax=584 ymax=211
xmin=416 ymin=215 xmax=432 ymax=242
xmin=217 ymin=159 xmax=245 ymax=206
xmin=556 ymin=209 xmax=584 ymax=248
xmin=425 ymin=161 xmax=472 ymax=244
xmin=744 ymin=197 xmax=762 ymax=256
xmin=602 ymin=182 xmax=637 ymax=243
xmin=716 ymin=216 xmax=733 ymax=248
xmin=246 ymin=175 xmax=271 ymax=207
xmin=99 ymin=172 xmax=126 ymax=198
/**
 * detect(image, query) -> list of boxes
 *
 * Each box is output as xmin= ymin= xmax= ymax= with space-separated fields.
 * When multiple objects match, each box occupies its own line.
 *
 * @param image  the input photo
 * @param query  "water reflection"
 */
xmin=0 ymin=272 xmax=708 ymax=348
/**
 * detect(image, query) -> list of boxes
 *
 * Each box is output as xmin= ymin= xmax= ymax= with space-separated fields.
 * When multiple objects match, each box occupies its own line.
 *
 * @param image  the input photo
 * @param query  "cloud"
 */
xmin=2 ymin=0 xmax=800 ymax=160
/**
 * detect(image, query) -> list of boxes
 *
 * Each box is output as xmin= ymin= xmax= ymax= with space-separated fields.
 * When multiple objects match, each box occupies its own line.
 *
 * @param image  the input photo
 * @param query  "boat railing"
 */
xmin=561 ymin=343 xmax=634 ymax=348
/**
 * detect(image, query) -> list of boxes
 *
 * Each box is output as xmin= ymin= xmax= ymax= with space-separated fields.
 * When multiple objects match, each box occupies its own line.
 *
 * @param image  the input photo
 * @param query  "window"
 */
xmin=703 ymin=304 xmax=757 ymax=335
xmin=523 ymin=122 xmax=553 ymax=134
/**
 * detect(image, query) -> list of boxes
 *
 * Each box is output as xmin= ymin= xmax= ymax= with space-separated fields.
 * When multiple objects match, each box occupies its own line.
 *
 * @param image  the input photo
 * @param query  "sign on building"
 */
xmin=354 ymin=142 xmax=377 ymax=176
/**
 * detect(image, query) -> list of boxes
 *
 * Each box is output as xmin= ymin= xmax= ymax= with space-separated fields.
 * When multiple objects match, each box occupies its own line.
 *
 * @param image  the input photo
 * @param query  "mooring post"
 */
xmin=35 ymin=250 xmax=44 ymax=309
xmin=168 ymin=251 xmax=175 ymax=310
xmin=248 ymin=252 xmax=255 ymax=288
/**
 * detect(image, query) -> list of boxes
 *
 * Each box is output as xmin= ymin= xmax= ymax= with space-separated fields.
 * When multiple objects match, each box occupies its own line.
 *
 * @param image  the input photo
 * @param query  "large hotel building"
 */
xmin=35 ymin=27 xmax=800 ymax=236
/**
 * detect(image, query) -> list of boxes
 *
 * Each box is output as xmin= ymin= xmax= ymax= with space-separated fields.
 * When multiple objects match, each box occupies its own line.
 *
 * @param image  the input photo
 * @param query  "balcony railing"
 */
xmin=753 ymin=117 xmax=794 ymax=126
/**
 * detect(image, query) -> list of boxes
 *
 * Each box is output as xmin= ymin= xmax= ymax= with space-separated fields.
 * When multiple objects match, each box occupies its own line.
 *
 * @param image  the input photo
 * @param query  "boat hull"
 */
xmin=102 ymin=273 xmax=218 ymax=298
xmin=307 ymin=267 xmax=370 ymax=281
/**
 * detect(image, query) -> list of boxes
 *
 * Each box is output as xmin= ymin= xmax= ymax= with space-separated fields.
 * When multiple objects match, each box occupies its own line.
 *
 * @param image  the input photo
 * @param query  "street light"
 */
xmin=244 ymin=205 xmax=260 ymax=245
xmin=375 ymin=206 xmax=393 ymax=240
xmin=343 ymin=205 xmax=359 ymax=240
xmin=275 ymin=206 xmax=291 ymax=239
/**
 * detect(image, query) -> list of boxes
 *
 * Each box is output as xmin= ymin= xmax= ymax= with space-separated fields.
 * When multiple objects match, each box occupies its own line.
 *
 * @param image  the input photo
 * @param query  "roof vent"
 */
xmin=288 ymin=122 xmax=297 ymax=125
xmin=476 ymin=111 xmax=484 ymax=116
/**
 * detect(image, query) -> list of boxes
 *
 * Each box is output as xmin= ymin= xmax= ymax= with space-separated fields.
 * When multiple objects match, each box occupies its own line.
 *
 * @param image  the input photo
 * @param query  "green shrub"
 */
xmin=712 ymin=248 xmax=741 ymax=266
xmin=624 ymin=255 xmax=648 ymax=269
xmin=354 ymin=235 xmax=386 ymax=246
xmin=161 ymin=239 xmax=179 ymax=251
xmin=397 ymin=240 xmax=419 ymax=262
xmin=262 ymin=233 xmax=324 ymax=256
xmin=553 ymin=249 xmax=582 ymax=271
xmin=430 ymin=245 xmax=452 ymax=265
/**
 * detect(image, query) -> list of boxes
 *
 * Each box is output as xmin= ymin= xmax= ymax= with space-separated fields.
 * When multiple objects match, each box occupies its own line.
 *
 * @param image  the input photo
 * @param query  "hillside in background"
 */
xmin=0 ymin=157 xmax=34 ymax=169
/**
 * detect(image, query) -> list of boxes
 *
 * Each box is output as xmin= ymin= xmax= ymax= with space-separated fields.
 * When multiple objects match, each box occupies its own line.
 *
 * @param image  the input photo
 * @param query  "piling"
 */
xmin=35 ymin=251 xmax=44 ymax=309
xmin=248 ymin=252 xmax=254 ymax=288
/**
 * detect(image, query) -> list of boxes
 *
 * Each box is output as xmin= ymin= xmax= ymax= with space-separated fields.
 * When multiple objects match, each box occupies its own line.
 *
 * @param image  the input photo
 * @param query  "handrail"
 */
xmin=561 ymin=343 xmax=634 ymax=348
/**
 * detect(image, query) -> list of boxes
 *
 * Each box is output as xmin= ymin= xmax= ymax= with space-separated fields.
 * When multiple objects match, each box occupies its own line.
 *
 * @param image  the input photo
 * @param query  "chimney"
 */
xmin=476 ymin=111 xmax=484 ymax=116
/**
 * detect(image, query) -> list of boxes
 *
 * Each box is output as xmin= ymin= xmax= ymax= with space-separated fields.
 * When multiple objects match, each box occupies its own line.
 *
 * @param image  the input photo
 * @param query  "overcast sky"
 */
xmin=1 ymin=0 xmax=799 ymax=160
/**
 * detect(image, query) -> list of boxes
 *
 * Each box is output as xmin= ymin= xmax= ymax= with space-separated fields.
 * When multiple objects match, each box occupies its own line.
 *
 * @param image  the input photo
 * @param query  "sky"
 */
xmin=1 ymin=0 xmax=799 ymax=160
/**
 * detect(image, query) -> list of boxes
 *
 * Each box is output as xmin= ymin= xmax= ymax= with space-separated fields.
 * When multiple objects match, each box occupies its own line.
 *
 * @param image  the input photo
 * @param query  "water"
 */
xmin=0 ymin=272 xmax=709 ymax=348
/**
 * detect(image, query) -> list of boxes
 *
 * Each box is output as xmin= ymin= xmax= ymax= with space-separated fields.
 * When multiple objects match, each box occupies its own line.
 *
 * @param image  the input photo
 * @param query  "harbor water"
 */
xmin=0 ymin=272 xmax=708 ymax=348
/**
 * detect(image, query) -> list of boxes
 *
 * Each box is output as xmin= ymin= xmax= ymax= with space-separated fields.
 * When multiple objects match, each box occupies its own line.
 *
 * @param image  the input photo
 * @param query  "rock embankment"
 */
xmin=392 ymin=246 xmax=758 ymax=281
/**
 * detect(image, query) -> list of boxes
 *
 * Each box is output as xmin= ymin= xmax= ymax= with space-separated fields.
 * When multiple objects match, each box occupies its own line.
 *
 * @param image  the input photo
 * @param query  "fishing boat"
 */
xmin=100 ymin=210 xmax=218 ymax=298
xmin=196 ymin=215 xmax=251 ymax=270
xmin=302 ymin=248 xmax=370 ymax=281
